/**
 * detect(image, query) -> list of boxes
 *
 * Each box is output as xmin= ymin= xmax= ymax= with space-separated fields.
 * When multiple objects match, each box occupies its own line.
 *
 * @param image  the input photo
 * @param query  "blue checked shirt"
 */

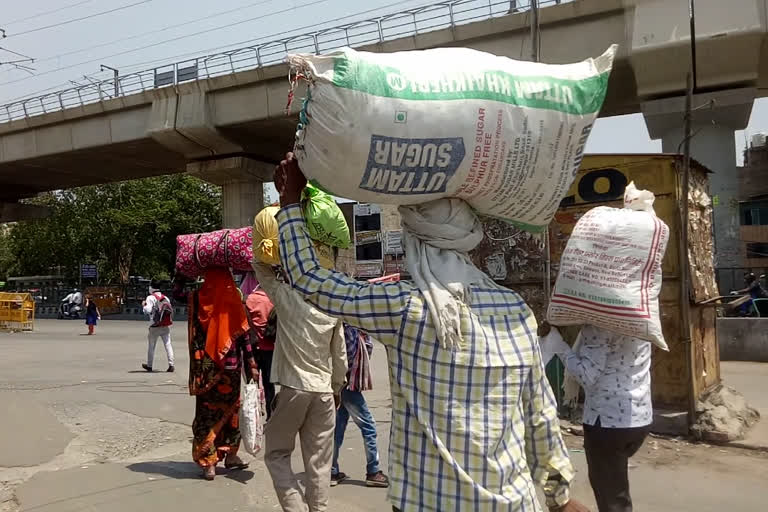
xmin=278 ymin=205 xmax=574 ymax=511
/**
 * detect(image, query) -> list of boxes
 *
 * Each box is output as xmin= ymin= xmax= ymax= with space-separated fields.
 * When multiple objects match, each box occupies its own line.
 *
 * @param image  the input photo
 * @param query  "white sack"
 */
xmin=239 ymin=376 xmax=266 ymax=456
xmin=290 ymin=45 xmax=617 ymax=231
xmin=547 ymin=182 xmax=670 ymax=349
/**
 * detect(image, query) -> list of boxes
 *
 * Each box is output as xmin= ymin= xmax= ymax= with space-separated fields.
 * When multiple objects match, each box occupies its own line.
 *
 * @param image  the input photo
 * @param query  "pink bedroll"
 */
xmin=176 ymin=227 xmax=253 ymax=278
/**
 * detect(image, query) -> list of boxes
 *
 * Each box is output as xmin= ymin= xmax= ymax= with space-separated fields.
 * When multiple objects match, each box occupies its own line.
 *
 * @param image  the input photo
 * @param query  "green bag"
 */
xmin=301 ymin=184 xmax=352 ymax=249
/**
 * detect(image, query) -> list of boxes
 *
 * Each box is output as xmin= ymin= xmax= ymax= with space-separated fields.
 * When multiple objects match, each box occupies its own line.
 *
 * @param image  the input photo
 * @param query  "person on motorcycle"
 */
xmin=732 ymin=273 xmax=768 ymax=316
xmin=60 ymin=289 xmax=84 ymax=319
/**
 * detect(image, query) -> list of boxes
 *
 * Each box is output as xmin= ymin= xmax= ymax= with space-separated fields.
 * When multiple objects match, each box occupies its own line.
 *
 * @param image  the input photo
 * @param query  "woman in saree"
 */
xmin=188 ymin=268 xmax=259 ymax=480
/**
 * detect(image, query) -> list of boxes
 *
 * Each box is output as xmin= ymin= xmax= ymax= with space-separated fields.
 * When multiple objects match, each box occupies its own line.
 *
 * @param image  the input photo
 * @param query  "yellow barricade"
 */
xmin=0 ymin=292 xmax=35 ymax=331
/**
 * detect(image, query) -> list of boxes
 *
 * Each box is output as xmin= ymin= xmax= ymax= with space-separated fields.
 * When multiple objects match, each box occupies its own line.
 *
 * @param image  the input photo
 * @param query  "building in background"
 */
xmin=736 ymin=134 xmax=768 ymax=286
xmin=336 ymin=203 xmax=407 ymax=280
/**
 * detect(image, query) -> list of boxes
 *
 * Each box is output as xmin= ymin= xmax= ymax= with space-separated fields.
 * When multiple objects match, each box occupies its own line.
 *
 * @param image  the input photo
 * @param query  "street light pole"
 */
xmin=100 ymin=64 xmax=119 ymax=97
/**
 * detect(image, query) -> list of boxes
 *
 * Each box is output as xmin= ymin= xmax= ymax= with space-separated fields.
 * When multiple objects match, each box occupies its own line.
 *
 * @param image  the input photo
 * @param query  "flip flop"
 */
xmin=224 ymin=457 xmax=249 ymax=470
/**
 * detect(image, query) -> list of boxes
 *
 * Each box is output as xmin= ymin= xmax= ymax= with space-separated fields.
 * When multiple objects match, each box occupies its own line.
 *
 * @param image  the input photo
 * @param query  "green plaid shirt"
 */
xmin=278 ymin=205 xmax=573 ymax=511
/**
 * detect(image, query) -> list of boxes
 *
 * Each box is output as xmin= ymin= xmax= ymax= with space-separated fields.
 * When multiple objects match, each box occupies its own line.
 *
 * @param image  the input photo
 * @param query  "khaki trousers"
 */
xmin=265 ymin=387 xmax=336 ymax=512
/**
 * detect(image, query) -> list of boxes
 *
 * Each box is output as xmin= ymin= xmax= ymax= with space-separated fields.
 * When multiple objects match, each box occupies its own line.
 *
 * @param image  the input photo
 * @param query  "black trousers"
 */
xmin=255 ymin=349 xmax=275 ymax=420
xmin=583 ymin=420 xmax=650 ymax=512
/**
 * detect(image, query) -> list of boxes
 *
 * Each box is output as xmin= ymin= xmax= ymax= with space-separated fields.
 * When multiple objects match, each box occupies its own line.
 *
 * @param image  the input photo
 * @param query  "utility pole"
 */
xmin=531 ymin=0 xmax=540 ymax=63
xmin=100 ymin=64 xmax=119 ymax=97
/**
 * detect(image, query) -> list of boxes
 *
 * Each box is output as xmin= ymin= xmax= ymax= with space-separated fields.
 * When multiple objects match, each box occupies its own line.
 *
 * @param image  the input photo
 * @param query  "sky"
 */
xmin=0 ymin=0 xmax=766 ymax=165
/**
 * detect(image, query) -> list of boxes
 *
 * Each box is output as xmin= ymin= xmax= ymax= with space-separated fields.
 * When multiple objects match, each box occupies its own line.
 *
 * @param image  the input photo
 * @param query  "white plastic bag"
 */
xmin=289 ymin=45 xmax=617 ymax=232
xmin=547 ymin=182 xmax=670 ymax=349
xmin=239 ymin=375 xmax=266 ymax=456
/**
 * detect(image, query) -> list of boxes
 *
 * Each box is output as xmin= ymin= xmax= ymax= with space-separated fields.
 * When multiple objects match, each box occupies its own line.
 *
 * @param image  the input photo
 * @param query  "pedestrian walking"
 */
xmin=141 ymin=281 xmax=175 ymax=373
xmin=544 ymin=324 xmax=652 ymax=512
xmin=252 ymin=260 xmax=347 ymax=512
xmin=273 ymin=154 xmax=587 ymax=512
xmin=84 ymin=294 xmax=100 ymax=335
xmin=331 ymin=324 xmax=388 ymax=488
xmin=188 ymin=268 xmax=258 ymax=480
xmin=244 ymin=280 xmax=277 ymax=419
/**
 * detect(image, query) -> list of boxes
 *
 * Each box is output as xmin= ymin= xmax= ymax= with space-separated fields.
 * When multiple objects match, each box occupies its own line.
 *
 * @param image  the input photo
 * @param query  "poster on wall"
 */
xmin=385 ymin=230 xmax=403 ymax=255
xmin=356 ymin=262 xmax=383 ymax=278
xmin=356 ymin=230 xmax=382 ymax=245
xmin=383 ymin=259 xmax=408 ymax=275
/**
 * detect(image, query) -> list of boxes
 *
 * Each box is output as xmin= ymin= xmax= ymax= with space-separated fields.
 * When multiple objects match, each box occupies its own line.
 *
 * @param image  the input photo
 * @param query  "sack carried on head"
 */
xmin=547 ymin=182 xmax=670 ymax=350
xmin=301 ymin=184 xmax=351 ymax=249
xmin=175 ymin=227 xmax=253 ymax=278
xmin=289 ymin=45 xmax=616 ymax=232
xmin=252 ymin=204 xmax=338 ymax=269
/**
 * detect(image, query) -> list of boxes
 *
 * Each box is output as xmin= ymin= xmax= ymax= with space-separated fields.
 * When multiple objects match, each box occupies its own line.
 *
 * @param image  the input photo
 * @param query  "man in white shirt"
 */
xmin=252 ymin=263 xmax=347 ymax=512
xmin=141 ymin=282 xmax=175 ymax=373
xmin=544 ymin=324 xmax=651 ymax=512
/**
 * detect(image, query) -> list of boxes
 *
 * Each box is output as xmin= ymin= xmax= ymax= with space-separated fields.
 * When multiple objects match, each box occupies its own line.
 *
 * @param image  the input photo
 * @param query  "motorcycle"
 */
xmin=58 ymin=291 xmax=84 ymax=319
xmin=728 ymin=273 xmax=768 ymax=317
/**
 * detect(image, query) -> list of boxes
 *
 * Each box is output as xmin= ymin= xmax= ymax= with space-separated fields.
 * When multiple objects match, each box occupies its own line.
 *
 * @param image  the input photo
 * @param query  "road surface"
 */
xmin=0 ymin=320 xmax=765 ymax=511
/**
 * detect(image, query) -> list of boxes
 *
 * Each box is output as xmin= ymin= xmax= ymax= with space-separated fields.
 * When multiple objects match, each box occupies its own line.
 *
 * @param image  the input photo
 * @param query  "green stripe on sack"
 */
xmin=331 ymin=54 xmax=610 ymax=116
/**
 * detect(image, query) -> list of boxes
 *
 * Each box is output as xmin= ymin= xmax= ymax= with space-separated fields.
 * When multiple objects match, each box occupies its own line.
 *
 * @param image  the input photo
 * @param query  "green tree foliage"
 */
xmin=0 ymin=175 xmax=221 ymax=283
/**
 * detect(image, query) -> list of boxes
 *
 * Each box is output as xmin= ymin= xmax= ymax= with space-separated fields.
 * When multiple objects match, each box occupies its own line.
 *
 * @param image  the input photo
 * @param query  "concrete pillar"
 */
xmin=221 ymin=181 xmax=264 ymax=229
xmin=642 ymin=88 xmax=755 ymax=268
xmin=186 ymin=156 xmax=273 ymax=229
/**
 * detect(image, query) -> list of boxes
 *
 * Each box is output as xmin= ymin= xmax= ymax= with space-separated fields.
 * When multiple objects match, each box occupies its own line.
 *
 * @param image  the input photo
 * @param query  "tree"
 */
xmin=3 ymin=175 xmax=221 ymax=284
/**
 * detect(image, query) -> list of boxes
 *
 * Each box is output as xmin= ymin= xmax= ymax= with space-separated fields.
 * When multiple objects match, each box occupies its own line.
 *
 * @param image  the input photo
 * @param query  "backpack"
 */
xmin=151 ymin=293 xmax=174 ymax=327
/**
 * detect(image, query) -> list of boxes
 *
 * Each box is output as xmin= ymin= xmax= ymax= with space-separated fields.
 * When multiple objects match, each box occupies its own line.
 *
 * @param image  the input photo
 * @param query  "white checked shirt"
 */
xmin=277 ymin=205 xmax=574 ymax=511
xmin=252 ymin=263 xmax=347 ymax=394
xmin=561 ymin=325 xmax=653 ymax=428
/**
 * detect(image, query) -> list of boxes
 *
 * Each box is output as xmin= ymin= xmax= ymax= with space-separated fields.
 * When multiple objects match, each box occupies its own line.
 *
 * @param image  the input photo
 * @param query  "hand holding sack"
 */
xmin=547 ymin=182 xmax=670 ymax=349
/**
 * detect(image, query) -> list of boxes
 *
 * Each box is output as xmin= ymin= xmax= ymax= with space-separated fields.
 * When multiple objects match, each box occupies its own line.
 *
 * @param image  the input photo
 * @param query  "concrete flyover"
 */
xmin=0 ymin=0 xmax=766 ymax=226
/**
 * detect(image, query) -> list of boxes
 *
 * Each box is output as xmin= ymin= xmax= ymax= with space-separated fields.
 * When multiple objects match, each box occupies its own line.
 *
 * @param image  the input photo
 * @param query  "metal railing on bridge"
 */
xmin=0 ymin=0 xmax=562 ymax=123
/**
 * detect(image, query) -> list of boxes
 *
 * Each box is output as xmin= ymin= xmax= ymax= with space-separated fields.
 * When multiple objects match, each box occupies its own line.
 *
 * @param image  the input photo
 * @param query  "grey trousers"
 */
xmin=265 ymin=387 xmax=336 ymax=512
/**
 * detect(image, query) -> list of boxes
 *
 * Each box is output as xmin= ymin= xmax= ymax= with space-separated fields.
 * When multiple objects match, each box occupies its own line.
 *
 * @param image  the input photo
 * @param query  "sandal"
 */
xmin=224 ymin=455 xmax=249 ymax=470
xmin=203 ymin=466 xmax=216 ymax=481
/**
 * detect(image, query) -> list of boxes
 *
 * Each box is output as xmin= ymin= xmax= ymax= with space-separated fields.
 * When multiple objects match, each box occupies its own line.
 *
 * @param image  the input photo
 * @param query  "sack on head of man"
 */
xmin=547 ymin=182 xmax=670 ymax=350
xmin=253 ymin=206 xmax=281 ymax=265
xmin=301 ymin=183 xmax=351 ymax=249
xmin=252 ymin=205 xmax=337 ymax=269
xmin=289 ymin=45 xmax=617 ymax=232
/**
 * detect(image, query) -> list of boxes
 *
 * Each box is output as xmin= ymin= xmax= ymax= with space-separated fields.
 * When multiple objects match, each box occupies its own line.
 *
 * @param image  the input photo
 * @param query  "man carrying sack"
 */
xmin=273 ymin=153 xmax=588 ymax=512
xmin=252 ymin=259 xmax=346 ymax=511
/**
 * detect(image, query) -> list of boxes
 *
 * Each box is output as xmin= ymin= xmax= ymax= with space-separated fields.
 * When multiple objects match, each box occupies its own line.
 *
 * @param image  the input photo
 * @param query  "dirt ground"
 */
xmin=0 ymin=320 xmax=766 ymax=512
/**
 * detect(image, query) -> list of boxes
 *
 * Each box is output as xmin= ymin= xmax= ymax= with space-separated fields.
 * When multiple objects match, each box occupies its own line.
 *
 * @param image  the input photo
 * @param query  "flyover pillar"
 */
xmin=642 ymin=88 xmax=755 ymax=269
xmin=187 ymin=157 xmax=273 ymax=229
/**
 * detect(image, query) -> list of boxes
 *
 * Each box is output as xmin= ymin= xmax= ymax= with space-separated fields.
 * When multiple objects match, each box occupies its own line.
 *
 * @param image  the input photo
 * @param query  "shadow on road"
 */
xmin=127 ymin=460 xmax=255 ymax=484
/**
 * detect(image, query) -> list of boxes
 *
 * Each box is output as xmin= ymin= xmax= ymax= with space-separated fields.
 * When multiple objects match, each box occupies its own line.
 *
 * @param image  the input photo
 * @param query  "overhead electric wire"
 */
xmin=108 ymin=0 xmax=432 ymax=74
xmin=28 ymin=0 xmax=279 ymax=67
xmin=2 ymin=0 xmax=95 ymax=27
xmin=3 ymin=0 xmax=422 ymax=102
xmin=0 ymin=46 xmax=34 ymax=60
xmin=5 ymin=0 xmax=153 ymax=38
xmin=0 ymin=0 xmax=335 ymax=87
xmin=0 ymin=0 xmax=435 ymax=98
